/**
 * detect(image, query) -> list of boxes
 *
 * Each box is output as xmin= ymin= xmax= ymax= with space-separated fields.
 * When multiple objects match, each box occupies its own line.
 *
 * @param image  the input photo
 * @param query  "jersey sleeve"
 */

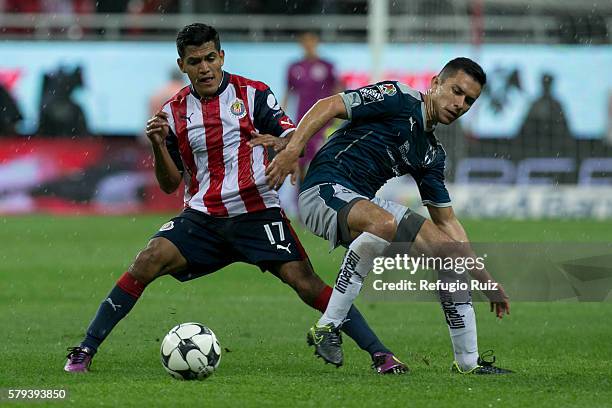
xmin=339 ymin=81 xmax=403 ymax=121
xmin=161 ymin=103 xmax=184 ymax=173
xmin=417 ymin=159 xmax=452 ymax=207
xmin=254 ymin=87 xmax=296 ymax=138
xmin=165 ymin=129 xmax=184 ymax=173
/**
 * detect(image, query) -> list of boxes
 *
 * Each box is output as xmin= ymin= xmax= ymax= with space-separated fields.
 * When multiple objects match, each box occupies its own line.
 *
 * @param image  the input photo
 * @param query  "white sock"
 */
xmin=442 ymin=301 xmax=479 ymax=371
xmin=318 ymin=232 xmax=390 ymax=327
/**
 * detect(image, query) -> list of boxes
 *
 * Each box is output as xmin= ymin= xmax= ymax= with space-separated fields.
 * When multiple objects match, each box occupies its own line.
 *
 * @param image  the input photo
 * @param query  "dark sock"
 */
xmin=81 ymin=272 xmax=146 ymax=353
xmin=313 ymin=286 xmax=391 ymax=356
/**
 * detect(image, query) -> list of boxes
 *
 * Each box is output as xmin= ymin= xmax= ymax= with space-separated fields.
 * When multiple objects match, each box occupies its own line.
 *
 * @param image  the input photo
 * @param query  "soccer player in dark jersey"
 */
xmin=64 ymin=23 xmax=407 ymax=375
xmin=257 ymin=58 xmax=512 ymax=374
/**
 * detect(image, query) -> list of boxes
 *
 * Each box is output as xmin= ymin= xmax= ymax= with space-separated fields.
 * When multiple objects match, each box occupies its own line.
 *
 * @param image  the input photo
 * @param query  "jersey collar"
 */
xmin=419 ymin=92 xmax=436 ymax=132
xmin=189 ymin=71 xmax=230 ymax=100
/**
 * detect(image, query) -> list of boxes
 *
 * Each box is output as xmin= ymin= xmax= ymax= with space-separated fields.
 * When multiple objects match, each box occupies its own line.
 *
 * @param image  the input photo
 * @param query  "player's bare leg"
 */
xmin=65 ymin=238 xmax=187 ymax=372
xmin=272 ymin=259 xmax=407 ymax=373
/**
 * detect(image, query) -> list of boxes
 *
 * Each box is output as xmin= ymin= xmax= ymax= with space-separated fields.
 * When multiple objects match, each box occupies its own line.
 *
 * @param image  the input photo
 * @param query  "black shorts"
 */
xmin=153 ymin=207 xmax=307 ymax=282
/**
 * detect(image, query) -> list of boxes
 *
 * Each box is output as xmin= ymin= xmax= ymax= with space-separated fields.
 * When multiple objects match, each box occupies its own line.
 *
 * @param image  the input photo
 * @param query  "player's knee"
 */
xmin=131 ymin=241 xmax=167 ymax=283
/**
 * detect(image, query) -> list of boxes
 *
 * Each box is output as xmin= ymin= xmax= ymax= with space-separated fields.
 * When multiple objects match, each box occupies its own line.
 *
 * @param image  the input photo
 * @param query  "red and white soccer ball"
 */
xmin=160 ymin=322 xmax=221 ymax=380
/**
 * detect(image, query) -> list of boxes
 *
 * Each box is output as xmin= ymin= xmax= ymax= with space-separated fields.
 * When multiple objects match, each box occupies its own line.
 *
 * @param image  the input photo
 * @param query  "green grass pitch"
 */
xmin=1 ymin=215 xmax=611 ymax=407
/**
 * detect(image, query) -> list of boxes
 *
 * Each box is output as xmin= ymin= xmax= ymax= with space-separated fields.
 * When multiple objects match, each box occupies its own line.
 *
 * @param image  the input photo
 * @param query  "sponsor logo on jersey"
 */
xmin=229 ymin=99 xmax=247 ymax=119
xmin=280 ymin=119 xmax=294 ymax=127
xmin=378 ymin=83 xmax=397 ymax=96
xmin=159 ymin=221 xmax=174 ymax=231
xmin=359 ymin=85 xmax=384 ymax=104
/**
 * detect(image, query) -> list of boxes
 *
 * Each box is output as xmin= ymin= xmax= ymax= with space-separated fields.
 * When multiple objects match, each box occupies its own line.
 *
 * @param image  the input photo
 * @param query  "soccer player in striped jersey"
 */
xmin=65 ymin=23 xmax=406 ymax=375
xmin=260 ymin=58 xmax=512 ymax=374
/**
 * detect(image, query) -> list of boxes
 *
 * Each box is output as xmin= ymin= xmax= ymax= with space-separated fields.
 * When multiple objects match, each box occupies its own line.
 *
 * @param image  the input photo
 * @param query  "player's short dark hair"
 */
xmin=176 ymin=23 xmax=221 ymax=58
xmin=439 ymin=57 xmax=486 ymax=87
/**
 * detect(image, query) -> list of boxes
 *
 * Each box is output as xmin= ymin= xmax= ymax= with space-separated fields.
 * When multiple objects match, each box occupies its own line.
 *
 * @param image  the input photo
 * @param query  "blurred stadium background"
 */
xmin=1 ymin=0 xmax=611 ymax=218
xmin=2 ymin=2 xmax=612 ymax=406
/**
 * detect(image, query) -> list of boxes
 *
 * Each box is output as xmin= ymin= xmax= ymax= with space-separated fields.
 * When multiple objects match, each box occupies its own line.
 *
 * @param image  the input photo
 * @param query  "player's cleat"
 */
xmin=64 ymin=346 xmax=94 ymax=372
xmin=306 ymin=322 xmax=343 ymax=367
xmin=451 ymin=350 xmax=513 ymax=375
xmin=372 ymin=352 xmax=409 ymax=374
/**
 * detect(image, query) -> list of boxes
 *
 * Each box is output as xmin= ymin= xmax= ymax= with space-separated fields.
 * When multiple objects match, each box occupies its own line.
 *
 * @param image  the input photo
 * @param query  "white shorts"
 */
xmin=298 ymin=183 xmax=410 ymax=250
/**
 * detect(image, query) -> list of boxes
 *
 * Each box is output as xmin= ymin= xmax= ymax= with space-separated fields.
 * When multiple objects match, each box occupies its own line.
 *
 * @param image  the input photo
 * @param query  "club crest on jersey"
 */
xmin=359 ymin=85 xmax=384 ymax=104
xmin=159 ymin=221 xmax=174 ymax=231
xmin=378 ymin=83 xmax=397 ymax=96
xmin=229 ymin=99 xmax=247 ymax=119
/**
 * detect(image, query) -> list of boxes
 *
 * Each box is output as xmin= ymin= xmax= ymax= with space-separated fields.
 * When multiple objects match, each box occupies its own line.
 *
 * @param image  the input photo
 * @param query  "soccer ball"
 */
xmin=160 ymin=322 xmax=221 ymax=380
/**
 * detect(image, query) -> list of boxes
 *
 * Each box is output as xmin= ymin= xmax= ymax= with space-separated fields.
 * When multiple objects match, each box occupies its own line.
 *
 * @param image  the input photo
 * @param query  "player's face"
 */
xmin=430 ymin=70 xmax=482 ymax=125
xmin=177 ymin=41 xmax=225 ymax=98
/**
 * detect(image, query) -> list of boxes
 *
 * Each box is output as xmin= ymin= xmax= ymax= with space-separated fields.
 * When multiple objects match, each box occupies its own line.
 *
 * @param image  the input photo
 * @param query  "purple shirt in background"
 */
xmin=286 ymin=58 xmax=337 ymax=165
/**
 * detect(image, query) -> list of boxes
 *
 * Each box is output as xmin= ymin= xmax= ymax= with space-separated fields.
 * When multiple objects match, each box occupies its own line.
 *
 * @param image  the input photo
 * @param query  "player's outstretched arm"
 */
xmin=248 ymin=130 xmax=293 ymax=152
xmin=264 ymin=94 xmax=347 ymax=189
xmin=427 ymin=205 xmax=510 ymax=319
xmin=145 ymin=111 xmax=182 ymax=193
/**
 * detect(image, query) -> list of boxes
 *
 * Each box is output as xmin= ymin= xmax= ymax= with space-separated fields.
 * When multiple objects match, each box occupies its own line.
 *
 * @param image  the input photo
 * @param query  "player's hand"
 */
xmin=487 ymin=283 xmax=510 ymax=319
xmin=248 ymin=131 xmax=290 ymax=152
xmin=265 ymin=148 xmax=300 ymax=190
xmin=145 ymin=111 xmax=170 ymax=145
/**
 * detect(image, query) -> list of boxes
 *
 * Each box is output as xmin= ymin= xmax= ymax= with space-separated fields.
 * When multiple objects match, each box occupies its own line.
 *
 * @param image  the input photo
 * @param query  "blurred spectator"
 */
xmin=38 ymin=66 xmax=89 ymax=137
xmin=518 ymin=73 xmax=572 ymax=154
xmin=0 ymin=82 xmax=22 ymax=135
xmin=149 ymin=69 xmax=185 ymax=116
xmin=283 ymin=30 xmax=340 ymax=174
xmin=280 ymin=30 xmax=340 ymax=218
xmin=141 ymin=69 xmax=185 ymax=144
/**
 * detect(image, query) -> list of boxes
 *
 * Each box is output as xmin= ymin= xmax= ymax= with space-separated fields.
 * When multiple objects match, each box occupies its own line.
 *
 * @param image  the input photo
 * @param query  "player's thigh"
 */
xmin=299 ymin=183 xmax=395 ymax=247
xmin=145 ymin=237 xmax=189 ymax=274
xmin=151 ymin=212 xmax=233 ymax=282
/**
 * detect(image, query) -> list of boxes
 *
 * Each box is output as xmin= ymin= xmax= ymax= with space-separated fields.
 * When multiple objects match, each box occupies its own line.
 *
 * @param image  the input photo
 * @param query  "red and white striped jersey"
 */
xmin=161 ymin=72 xmax=296 ymax=217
